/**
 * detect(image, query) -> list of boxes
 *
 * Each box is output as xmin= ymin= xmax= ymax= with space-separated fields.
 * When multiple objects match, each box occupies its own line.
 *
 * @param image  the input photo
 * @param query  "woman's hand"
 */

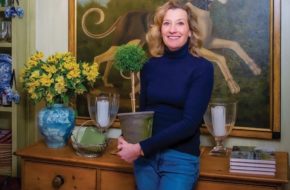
xmin=117 ymin=136 xmax=143 ymax=163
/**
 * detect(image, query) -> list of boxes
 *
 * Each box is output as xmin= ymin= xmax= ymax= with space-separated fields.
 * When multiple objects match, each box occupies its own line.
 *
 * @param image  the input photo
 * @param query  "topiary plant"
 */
xmin=114 ymin=44 xmax=148 ymax=112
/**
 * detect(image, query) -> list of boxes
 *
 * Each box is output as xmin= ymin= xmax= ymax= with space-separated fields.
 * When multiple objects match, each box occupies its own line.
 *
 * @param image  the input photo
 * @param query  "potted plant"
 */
xmin=21 ymin=51 xmax=99 ymax=148
xmin=114 ymin=44 xmax=154 ymax=143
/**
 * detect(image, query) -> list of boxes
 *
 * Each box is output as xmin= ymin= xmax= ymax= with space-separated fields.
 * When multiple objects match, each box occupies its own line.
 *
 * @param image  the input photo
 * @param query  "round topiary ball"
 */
xmin=114 ymin=44 xmax=148 ymax=73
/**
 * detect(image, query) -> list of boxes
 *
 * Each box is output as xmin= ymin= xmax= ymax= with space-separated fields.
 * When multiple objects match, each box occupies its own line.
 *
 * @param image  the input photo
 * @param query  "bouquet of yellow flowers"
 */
xmin=21 ymin=51 xmax=99 ymax=105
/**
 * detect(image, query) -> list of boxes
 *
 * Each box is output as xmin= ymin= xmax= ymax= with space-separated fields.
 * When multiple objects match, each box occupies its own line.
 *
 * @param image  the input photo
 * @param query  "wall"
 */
xmin=35 ymin=0 xmax=290 ymax=182
xmin=36 ymin=0 xmax=68 ymax=53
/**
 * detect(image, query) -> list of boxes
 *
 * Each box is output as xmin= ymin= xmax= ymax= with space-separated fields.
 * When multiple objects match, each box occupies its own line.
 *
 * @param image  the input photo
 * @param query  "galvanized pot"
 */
xmin=117 ymin=111 xmax=154 ymax=143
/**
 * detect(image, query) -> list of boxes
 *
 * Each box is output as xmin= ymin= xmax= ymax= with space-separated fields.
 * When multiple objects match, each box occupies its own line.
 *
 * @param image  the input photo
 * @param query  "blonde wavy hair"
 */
xmin=146 ymin=0 xmax=201 ymax=57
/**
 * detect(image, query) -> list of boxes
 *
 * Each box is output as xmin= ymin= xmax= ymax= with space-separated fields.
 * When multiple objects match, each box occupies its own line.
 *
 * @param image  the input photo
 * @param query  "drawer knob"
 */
xmin=52 ymin=175 xmax=64 ymax=189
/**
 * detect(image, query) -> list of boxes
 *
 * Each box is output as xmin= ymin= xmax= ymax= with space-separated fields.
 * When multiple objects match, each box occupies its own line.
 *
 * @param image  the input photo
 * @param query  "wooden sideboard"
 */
xmin=16 ymin=140 xmax=288 ymax=190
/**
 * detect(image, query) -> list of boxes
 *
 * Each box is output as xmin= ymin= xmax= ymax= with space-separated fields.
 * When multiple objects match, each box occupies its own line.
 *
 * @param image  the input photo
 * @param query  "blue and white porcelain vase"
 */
xmin=38 ymin=104 xmax=75 ymax=148
xmin=0 ymin=53 xmax=20 ymax=105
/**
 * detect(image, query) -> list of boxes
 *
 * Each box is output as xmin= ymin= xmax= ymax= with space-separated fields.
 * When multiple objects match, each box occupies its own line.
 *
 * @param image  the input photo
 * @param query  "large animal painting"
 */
xmin=72 ymin=0 xmax=279 ymax=131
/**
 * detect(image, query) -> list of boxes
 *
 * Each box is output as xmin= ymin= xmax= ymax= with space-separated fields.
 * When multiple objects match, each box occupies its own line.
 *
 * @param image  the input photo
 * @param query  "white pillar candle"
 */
xmin=97 ymin=100 xmax=109 ymax=127
xmin=211 ymin=106 xmax=226 ymax=136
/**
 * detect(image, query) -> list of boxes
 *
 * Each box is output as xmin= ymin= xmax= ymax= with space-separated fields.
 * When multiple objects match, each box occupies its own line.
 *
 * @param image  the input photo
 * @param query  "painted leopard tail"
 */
xmin=81 ymin=7 xmax=121 ymax=39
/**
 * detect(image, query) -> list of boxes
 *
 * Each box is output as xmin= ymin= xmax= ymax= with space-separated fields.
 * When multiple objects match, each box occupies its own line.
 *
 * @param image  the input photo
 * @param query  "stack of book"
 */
xmin=0 ymin=129 xmax=12 ymax=175
xmin=229 ymin=145 xmax=276 ymax=176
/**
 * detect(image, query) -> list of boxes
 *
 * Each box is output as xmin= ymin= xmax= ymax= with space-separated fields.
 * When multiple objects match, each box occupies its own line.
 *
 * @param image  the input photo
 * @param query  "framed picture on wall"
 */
xmin=68 ymin=0 xmax=281 ymax=139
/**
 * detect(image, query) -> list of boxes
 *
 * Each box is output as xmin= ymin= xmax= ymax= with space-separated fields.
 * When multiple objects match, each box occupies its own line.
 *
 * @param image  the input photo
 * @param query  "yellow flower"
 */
xmin=86 ymin=70 xmax=99 ymax=82
xmin=65 ymin=62 xmax=81 ymax=79
xmin=26 ymin=59 xmax=39 ymax=68
xmin=82 ymin=63 xmax=89 ymax=71
xmin=30 ymin=92 xmax=38 ymax=100
xmin=67 ymin=69 xmax=80 ymax=79
xmin=40 ymin=73 xmax=53 ymax=87
xmin=34 ymin=51 xmax=44 ymax=59
xmin=27 ymin=80 xmax=40 ymax=89
xmin=21 ymin=52 xmax=100 ymax=105
xmin=30 ymin=70 xmax=40 ymax=79
xmin=29 ymin=51 xmax=44 ymax=62
xmin=28 ymin=86 xmax=35 ymax=94
xmin=46 ymin=92 xmax=54 ymax=103
xmin=41 ymin=64 xmax=57 ymax=74
xmin=55 ymin=52 xmax=63 ymax=59
xmin=47 ymin=55 xmax=57 ymax=64
xmin=82 ymin=62 xmax=99 ymax=82
xmin=63 ymin=61 xmax=78 ymax=70
xmin=55 ymin=76 xmax=66 ymax=94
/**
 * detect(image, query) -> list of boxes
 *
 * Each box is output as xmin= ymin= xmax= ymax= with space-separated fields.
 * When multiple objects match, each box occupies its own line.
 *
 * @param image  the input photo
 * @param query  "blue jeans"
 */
xmin=134 ymin=149 xmax=199 ymax=190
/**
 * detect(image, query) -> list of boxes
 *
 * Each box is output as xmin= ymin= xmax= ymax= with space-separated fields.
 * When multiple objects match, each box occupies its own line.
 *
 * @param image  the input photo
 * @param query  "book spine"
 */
xmin=230 ymin=162 xmax=276 ymax=168
xmin=230 ymin=158 xmax=276 ymax=164
xmin=230 ymin=166 xmax=276 ymax=172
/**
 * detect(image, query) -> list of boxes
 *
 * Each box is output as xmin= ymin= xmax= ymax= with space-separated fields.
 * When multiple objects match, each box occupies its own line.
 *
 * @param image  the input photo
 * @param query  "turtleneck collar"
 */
xmin=164 ymin=41 xmax=189 ymax=59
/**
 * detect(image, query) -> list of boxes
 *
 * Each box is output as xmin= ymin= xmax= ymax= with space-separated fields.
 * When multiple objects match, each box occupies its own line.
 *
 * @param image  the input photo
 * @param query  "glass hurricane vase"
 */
xmin=72 ymin=93 xmax=119 ymax=157
xmin=203 ymin=99 xmax=237 ymax=156
xmin=87 ymin=93 xmax=119 ymax=132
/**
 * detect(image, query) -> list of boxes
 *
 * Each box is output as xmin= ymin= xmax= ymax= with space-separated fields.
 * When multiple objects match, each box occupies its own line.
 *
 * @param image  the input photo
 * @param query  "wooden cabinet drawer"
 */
xmin=22 ymin=161 xmax=97 ymax=190
xmin=196 ymin=180 xmax=279 ymax=190
xmin=16 ymin=141 xmax=288 ymax=190
xmin=100 ymin=170 xmax=135 ymax=190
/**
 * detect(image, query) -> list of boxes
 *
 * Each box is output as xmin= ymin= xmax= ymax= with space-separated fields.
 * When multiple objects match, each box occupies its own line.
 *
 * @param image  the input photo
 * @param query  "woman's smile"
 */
xmin=161 ymin=8 xmax=191 ymax=51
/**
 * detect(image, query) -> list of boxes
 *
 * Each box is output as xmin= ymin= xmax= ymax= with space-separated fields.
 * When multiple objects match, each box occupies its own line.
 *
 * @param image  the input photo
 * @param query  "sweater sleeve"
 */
xmin=140 ymin=60 xmax=214 ymax=156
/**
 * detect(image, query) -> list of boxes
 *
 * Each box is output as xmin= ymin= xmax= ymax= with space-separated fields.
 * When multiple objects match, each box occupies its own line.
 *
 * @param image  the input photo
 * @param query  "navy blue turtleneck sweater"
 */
xmin=139 ymin=43 xmax=214 ymax=157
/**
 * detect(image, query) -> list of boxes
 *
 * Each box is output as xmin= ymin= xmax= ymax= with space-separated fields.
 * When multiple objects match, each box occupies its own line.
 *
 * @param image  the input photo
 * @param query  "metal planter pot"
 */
xmin=117 ymin=111 xmax=154 ymax=144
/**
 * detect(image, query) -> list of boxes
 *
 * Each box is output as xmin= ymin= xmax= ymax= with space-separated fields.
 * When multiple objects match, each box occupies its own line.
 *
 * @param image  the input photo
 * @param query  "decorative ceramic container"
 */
xmin=0 ymin=54 xmax=12 ymax=92
xmin=38 ymin=104 xmax=75 ymax=148
xmin=118 ymin=111 xmax=154 ymax=144
xmin=0 ymin=53 xmax=19 ymax=105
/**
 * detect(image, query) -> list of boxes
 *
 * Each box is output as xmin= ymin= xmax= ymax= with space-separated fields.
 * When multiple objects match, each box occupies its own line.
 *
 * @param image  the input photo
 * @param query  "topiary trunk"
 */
xmin=130 ymin=72 xmax=136 ymax=113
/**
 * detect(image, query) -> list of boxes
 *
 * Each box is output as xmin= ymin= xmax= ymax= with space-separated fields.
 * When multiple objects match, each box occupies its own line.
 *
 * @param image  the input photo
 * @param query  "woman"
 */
xmin=117 ymin=1 xmax=214 ymax=189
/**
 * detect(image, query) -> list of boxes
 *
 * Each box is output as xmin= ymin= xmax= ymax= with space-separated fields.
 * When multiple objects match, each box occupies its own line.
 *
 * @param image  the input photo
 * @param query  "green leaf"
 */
xmin=114 ymin=44 xmax=148 ymax=72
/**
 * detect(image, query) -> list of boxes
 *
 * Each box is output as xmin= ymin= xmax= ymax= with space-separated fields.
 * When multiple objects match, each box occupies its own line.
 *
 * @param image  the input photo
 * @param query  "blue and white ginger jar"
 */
xmin=0 ymin=54 xmax=20 ymax=104
xmin=38 ymin=104 xmax=75 ymax=148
